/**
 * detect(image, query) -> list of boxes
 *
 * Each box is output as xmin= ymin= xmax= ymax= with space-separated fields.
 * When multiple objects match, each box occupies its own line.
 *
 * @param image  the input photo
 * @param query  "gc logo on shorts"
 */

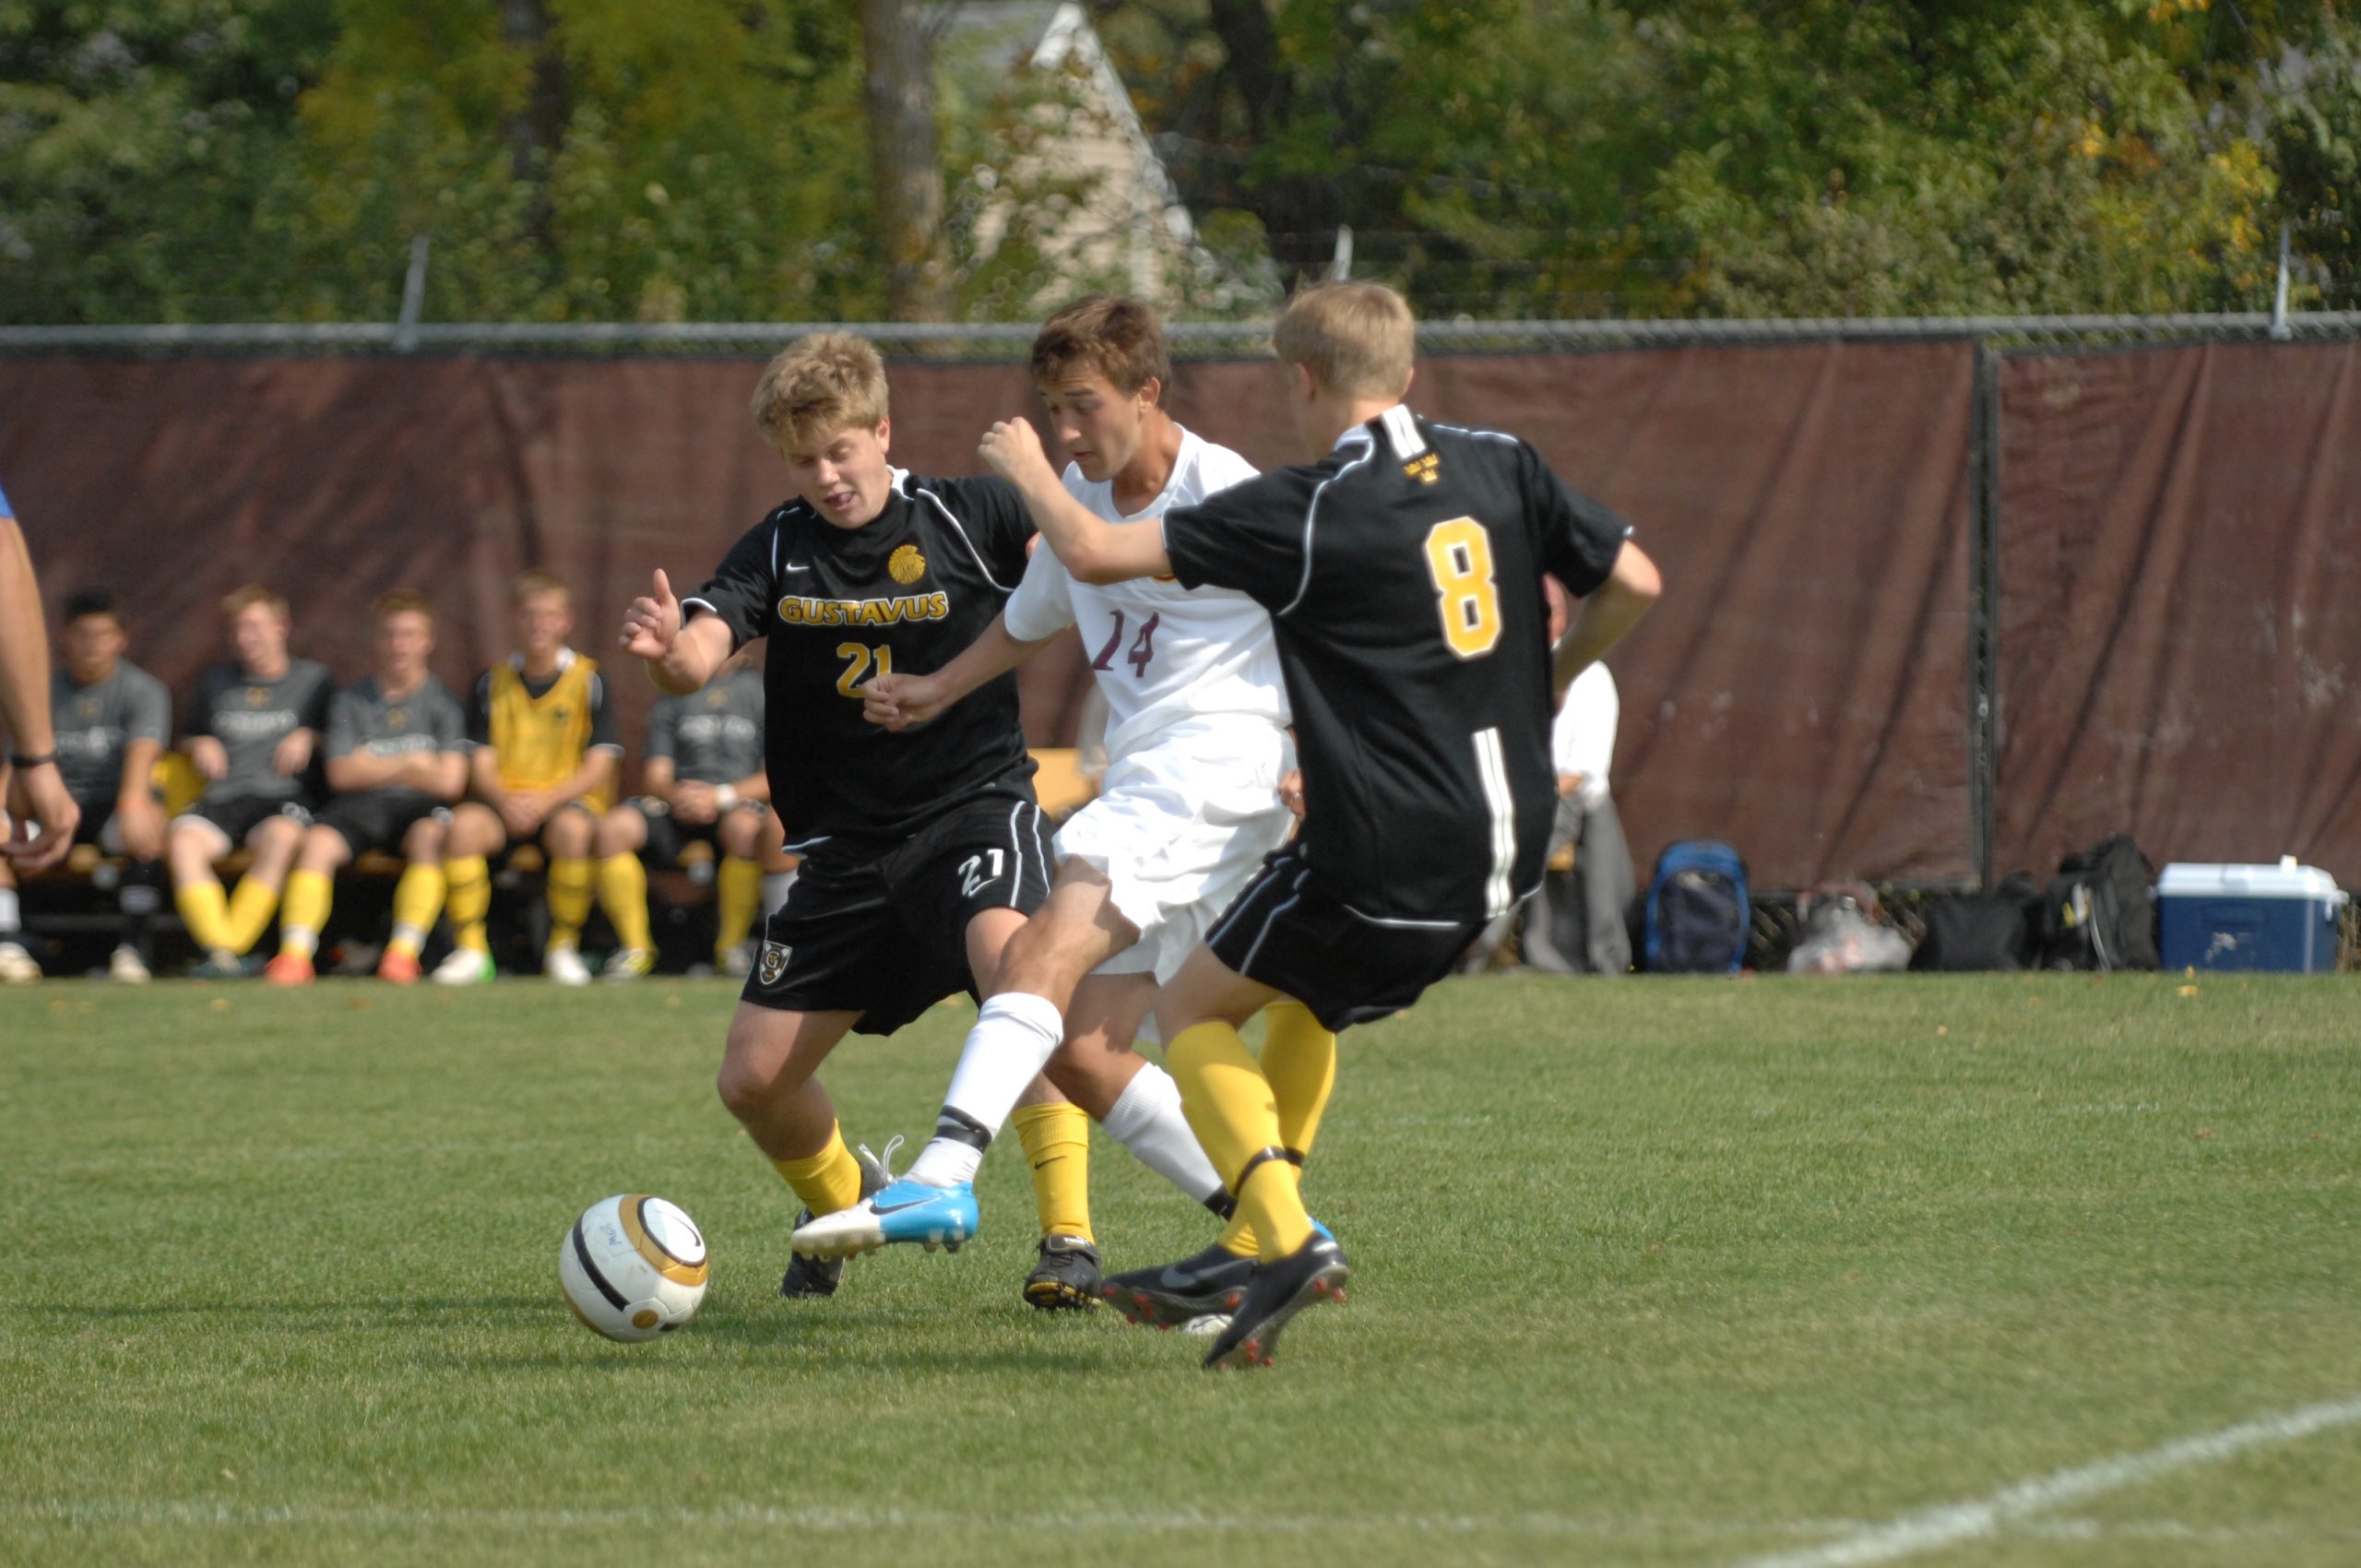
xmin=756 ymin=942 xmax=791 ymax=987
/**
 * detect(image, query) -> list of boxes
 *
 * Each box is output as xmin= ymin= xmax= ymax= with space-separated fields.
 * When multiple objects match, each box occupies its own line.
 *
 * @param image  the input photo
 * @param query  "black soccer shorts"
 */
xmin=179 ymin=794 xmax=313 ymax=848
xmin=742 ymin=792 xmax=1054 ymax=1036
xmin=314 ymin=790 xmax=450 ymax=857
xmin=626 ymin=796 xmax=768 ymax=866
xmin=1205 ymin=846 xmax=1488 ymax=1032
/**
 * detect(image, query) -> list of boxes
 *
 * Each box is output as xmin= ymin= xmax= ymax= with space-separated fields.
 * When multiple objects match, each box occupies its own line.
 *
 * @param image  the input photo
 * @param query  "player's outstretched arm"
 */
xmin=1552 ymin=540 xmax=1661 ymax=706
xmin=623 ymin=569 xmax=732 ymax=695
xmin=979 ymin=419 xmax=1171 ymax=585
xmin=0 ymin=516 xmax=78 ymax=868
xmin=863 ymin=612 xmax=1050 ymax=732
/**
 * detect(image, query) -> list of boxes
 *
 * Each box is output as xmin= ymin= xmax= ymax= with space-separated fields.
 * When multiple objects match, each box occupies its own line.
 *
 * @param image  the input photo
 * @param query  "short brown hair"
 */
xmin=219 ymin=584 xmax=288 ymax=623
xmin=1031 ymin=295 xmax=1171 ymax=397
xmin=750 ymin=333 xmax=890 ymax=451
xmin=509 ymin=569 xmax=569 ymax=609
xmin=372 ymin=590 xmax=436 ymax=628
xmin=1272 ymin=281 xmax=1417 ymax=399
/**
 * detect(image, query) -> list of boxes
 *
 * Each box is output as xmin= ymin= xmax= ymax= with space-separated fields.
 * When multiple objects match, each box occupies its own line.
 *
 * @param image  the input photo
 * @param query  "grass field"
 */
xmin=2 ymin=972 xmax=2355 ymax=1567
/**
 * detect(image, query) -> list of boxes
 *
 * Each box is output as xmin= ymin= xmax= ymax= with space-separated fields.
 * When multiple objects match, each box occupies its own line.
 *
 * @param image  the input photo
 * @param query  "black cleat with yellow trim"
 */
xmin=1022 ymin=1233 xmax=1102 ymax=1312
xmin=778 ymin=1144 xmax=890 ymax=1300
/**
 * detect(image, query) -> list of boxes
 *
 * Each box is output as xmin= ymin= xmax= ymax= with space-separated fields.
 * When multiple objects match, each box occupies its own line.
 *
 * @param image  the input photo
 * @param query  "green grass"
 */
xmin=2 ymin=972 xmax=2356 ymax=1567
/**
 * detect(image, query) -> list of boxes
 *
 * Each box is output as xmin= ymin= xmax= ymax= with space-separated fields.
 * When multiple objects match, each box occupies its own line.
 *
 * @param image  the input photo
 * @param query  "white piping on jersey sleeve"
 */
xmin=901 ymin=470 xmax=1012 ymax=593
xmin=1279 ymin=435 xmax=1378 ymax=618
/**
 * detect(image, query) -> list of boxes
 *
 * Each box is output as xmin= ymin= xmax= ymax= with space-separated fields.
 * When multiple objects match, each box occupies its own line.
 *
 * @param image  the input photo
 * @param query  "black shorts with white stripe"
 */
xmin=741 ymin=790 xmax=1053 ymax=1037
xmin=1205 ymin=846 xmax=1488 ymax=1033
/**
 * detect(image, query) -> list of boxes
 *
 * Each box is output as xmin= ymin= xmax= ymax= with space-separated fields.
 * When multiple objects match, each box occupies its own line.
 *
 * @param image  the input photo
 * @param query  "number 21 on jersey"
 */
xmin=835 ymin=642 xmax=893 ymax=698
xmin=1423 ymin=517 xmax=1501 ymax=659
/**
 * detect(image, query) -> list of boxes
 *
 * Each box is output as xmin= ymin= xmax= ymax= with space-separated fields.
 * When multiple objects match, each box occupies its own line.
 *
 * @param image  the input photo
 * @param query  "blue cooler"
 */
xmin=2156 ymin=860 xmax=2349 ymax=973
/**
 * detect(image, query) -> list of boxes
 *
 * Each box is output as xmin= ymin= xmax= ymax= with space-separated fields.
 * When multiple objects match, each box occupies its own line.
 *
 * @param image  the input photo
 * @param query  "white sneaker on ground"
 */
xmin=432 ymin=947 xmax=496 ymax=985
xmin=544 ymin=944 xmax=592 ymax=986
xmin=0 ymin=941 xmax=40 ymax=983
xmin=719 ymin=943 xmax=754 ymax=980
xmin=108 ymin=945 xmax=151 ymax=984
xmin=602 ymin=946 xmax=654 ymax=982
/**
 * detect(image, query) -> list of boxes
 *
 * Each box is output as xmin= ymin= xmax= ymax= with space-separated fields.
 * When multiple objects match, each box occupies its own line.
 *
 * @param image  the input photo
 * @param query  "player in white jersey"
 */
xmin=791 ymin=299 xmax=1339 ymax=1315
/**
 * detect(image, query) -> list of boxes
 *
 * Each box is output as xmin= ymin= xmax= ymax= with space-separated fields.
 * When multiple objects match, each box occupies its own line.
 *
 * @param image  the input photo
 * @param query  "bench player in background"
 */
xmin=590 ymin=647 xmax=772 ymax=981
xmin=794 ymin=296 xmax=1323 ymax=1317
xmin=978 ymin=280 xmax=1663 ymax=1368
xmin=0 ymin=589 xmax=172 ymax=982
xmin=431 ymin=570 xmax=623 ymax=985
xmin=264 ymin=592 xmax=468 ymax=985
xmin=167 ymin=586 xmax=334 ymax=979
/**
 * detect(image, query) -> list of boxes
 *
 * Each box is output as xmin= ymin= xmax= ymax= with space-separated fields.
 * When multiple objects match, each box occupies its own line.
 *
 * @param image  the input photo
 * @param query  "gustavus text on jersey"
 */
xmin=775 ymin=591 xmax=952 ymax=627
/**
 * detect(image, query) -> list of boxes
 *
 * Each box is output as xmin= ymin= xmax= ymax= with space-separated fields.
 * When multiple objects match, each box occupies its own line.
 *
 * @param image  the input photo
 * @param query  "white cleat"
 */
xmin=544 ymin=944 xmax=592 ymax=986
xmin=431 ymin=947 xmax=495 ymax=986
xmin=107 ymin=945 xmax=152 ymax=984
xmin=0 ymin=941 xmax=39 ymax=983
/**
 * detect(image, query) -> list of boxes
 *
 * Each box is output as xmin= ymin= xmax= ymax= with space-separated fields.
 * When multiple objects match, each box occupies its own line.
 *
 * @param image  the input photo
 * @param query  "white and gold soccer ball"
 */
xmin=559 ymin=1194 xmax=709 ymax=1341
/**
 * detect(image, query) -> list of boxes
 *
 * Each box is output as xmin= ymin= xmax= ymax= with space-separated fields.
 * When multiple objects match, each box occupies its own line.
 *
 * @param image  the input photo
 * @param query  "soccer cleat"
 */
xmin=1023 ymin=1234 xmax=1103 ymax=1312
xmin=188 ymin=948 xmax=256 ymax=980
xmin=1203 ymin=1229 xmax=1351 ymax=1372
xmin=376 ymin=947 xmax=421 ymax=985
xmin=779 ymin=1142 xmax=893 ymax=1298
xmin=264 ymin=951 xmax=314 ymax=986
xmin=789 ymin=1143 xmax=978 ymax=1259
xmin=0 ymin=941 xmax=40 ymax=983
xmin=431 ymin=947 xmax=495 ymax=986
xmin=1100 ymin=1241 xmax=1257 ymax=1329
xmin=544 ymin=944 xmax=592 ymax=986
xmin=603 ymin=946 xmax=655 ymax=982
xmin=108 ymin=945 xmax=152 ymax=984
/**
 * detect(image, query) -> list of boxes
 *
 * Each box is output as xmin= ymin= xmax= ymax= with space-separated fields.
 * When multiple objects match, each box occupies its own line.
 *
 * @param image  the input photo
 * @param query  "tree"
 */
xmin=860 ymin=0 xmax=954 ymax=321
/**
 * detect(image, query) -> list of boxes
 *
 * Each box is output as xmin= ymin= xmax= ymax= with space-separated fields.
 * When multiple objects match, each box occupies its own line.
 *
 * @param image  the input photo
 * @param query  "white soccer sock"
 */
xmin=906 ymin=992 xmax=1067 ymax=1187
xmin=282 ymin=925 xmax=319 ymax=958
xmin=762 ymin=870 xmax=796 ymax=916
xmin=0 ymin=888 xmax=18 ymax=933
xmin=1099 ymin=1062 xmax=1224 ymax=1205
xmin=388 ymin=921 xmax=428 ymax=950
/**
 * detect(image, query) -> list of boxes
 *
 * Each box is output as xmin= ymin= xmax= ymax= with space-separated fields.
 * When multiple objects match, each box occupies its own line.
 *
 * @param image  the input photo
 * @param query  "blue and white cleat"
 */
xmin=789 ymin=1172 xmax=979 ymax=1259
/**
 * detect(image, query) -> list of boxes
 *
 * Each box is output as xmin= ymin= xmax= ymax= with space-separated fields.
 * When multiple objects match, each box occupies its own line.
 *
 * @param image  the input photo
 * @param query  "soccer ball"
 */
xmin=559 ymin=1194 xmax=709 ymax=1341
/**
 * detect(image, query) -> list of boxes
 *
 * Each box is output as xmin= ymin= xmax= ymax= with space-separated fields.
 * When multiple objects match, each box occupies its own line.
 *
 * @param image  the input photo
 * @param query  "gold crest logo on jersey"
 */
xmin=246 ymin=687 xmax=269 ymax=707
xmin=757 ymin=941 xmax=791 ymax=987
xmin=1405 ymin=453 xmax=1441 ymax=486
xmin=706 ymin=688 xmax=728 ymax=707
xmin=388 ymin=708 xmax=409 ymax=731
xmin=889 ymin=544 xmax=927 ymax=585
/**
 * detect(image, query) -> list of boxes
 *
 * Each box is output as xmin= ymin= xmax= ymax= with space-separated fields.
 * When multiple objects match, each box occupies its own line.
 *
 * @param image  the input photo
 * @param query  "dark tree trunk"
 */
xmin=860 ymin=0 xmax=954 ymax=322
xmin=502 ymin=0 xmax=570 ymax=268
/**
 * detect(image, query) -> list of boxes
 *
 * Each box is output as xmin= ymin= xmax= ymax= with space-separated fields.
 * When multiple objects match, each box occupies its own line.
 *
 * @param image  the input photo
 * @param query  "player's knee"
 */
xmin=714 ymin=1047 xmax=781 ymax=1123
xmin=298 ymin=826 xmax=348 ymax=872
xmin=545 ymin=807 xmax=592 ymax=857
xmin=401 ymin=818 xmax=443 ymax=861
xmin=593 ymin=810 xmax=635 ymax=859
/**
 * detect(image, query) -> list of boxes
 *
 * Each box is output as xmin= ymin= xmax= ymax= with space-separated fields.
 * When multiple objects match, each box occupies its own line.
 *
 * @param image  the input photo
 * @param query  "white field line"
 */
xmin=1729 ymin=1395 xmax=2361 ymax=1568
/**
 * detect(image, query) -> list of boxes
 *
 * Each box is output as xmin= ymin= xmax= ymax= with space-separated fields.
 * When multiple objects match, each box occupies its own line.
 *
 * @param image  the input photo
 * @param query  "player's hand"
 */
xmin=670 ymin=781 xmax=718 ymax=825
xmin=979 ymin=419 xmax=1051 ymax=486
xmin=623 ymin=569 xmax=682 ymax=660
xmin=1278 ymin=768 xmax=1306 ymax=822
xmin=498 ymin=792 xmax=546 ymax=837
xmin=3 ymin=760 xmax=80 ymax=872
xmin=273 ymin=730 xmax=314 ymax=777
xmin=117 ymin=795 xmax=166 ymax=861
xmin=189 ymin=736 xmax=229 ymax=780
xmin=862 ymin=671 xmax=945 ymax=731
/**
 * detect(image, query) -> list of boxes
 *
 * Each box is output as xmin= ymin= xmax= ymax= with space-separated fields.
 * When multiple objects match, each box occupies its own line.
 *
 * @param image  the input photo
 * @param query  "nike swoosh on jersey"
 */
xmin=780 ymin=559 xmax=812 ymax=573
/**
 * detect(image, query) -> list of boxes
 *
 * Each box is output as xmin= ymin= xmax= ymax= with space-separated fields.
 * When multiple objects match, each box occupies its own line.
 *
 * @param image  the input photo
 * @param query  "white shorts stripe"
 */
xmin=1238 ymin=869 xmax=1311 ymax=978
xmin=1473 ymin=727 xmax=1516 ymax=919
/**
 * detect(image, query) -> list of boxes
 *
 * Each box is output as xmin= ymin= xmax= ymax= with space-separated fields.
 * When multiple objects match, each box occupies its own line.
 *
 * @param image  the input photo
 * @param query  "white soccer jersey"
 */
xmin=1002 ymin=429 xmax=1288 ymax=760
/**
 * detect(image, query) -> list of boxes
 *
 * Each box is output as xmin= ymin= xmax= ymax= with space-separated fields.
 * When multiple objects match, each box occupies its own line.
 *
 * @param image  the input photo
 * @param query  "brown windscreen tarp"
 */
xmin=1 ymin=343 xmax=1978 ymax=889
xmin=1995 ymin=341 xmax=2361 ymax=885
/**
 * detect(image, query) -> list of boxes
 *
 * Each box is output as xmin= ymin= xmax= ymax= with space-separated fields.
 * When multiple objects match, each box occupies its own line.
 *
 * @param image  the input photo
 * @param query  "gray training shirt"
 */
xmin=185 ymin=659 xmax=335 ymax=804
xmin=646 ymin=667 xmax=766 ymax=787
xmin=326 ymin=673 xmax=468 ymax=811
xmin=53 ymin=661 xmax=172 ymax=804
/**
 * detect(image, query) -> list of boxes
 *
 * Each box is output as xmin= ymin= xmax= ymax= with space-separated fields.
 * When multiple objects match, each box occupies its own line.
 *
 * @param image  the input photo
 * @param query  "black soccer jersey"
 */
xmin=1163 ymin=407 xmax=1631 ymax=923
xmin=682 ymin=470 xmax=1038 ymax=849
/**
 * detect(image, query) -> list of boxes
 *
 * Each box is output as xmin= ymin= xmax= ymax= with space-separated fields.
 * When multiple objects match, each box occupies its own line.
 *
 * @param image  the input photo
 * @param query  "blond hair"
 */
xmin=509 ymin=568 xmax=570 ymax=609
xmin=219 ymin=584 xmax=288 ymax=623
xmin=372 ymin=589 xmax=437 ymax=628
xmin=1272 ymin=281 xmax=1416 ymax=399
xmin=751 ymin=332 xmax=890 ymax=451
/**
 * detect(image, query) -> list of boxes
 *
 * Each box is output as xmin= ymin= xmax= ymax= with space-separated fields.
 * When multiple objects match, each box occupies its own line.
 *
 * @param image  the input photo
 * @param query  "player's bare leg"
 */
xmin=540 ymin=802 xmax=596 ymax=983
xmin=267 ymin=823 xmax=353 ymax=984
xmin=432 ymin=802 xmax=505 ymax=984
xmin=168 ymin=814 xmax=243 ymax=974
xmin=712 ymin=808 xmax=767 ymax=973
xmin=378 ymin=814 xmax=448 ymax=982
xmin=1156 ymin=947 xmax=1347 ymax=1369
xmin=590 ymin=802 xmax=656 ymax=980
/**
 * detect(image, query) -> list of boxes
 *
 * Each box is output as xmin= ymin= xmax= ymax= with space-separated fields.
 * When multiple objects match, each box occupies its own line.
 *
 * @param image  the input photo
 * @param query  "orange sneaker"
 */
xmin=377 ymin=947 xmax=421 ymax=985
xmin=264 ymin=952 xmax=314 ymax=986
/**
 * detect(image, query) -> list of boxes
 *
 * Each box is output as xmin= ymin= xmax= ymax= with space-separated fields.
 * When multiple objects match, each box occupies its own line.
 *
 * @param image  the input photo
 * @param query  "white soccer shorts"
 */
xmin=1052 ymin=718 xmax=1296 ymax=986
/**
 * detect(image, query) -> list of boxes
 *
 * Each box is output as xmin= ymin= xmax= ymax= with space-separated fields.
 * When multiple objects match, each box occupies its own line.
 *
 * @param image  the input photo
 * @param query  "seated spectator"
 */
xmin=265 ymin=592 xmax=468 ymax=985
xmin=167 ymin=586 xmax=333 ymax=978
xmin=0 ymin=589 xmax=171 ymax=982
xmin=592 ymin=648 xmax=770 ymax=980
xmin=429 ymin=569 xmax=622 ymax=985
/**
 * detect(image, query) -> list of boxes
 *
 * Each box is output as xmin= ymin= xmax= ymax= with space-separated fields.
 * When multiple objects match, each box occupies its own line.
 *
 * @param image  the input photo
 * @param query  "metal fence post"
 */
xmin=1967 ymin=342 xmax=2002 ymax=890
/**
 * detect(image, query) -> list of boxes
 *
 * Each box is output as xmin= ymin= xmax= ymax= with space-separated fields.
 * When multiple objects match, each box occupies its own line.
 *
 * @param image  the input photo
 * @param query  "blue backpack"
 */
xmin=1643 ymin=840 xmax=1750 ymax=973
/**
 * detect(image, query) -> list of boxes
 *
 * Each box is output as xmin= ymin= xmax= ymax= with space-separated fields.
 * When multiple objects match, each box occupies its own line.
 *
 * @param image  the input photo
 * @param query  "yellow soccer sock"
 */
xmin=223 ymin=876 xmax=282 ymax=956
xmin=1011 ymin=1100 xmax=1094 ymax=1243
xmin=445 ymin=855 xmax=492 ymax=954
xmin=597 ymin=853 xmax=651 ymax=953
xmin=772 ymin=1123 xmax=864 ymax=1217
xmin=278 ymin=869 xmax=333 ymax=957
xmin=546 ymin=857 xmax=593 ymax=951
xmin=1218 ymin=999 xmax=1340 ymax=1255
xmin=386 ymin=862 xmax=445 ymax=956
xmin=1169 ymin=1021 xmax=1312 ymax=1260
xmin=174 ymin=879 xmax=231 ymax=953
xmin=715 ymin=855 xmax=763 ymax=958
